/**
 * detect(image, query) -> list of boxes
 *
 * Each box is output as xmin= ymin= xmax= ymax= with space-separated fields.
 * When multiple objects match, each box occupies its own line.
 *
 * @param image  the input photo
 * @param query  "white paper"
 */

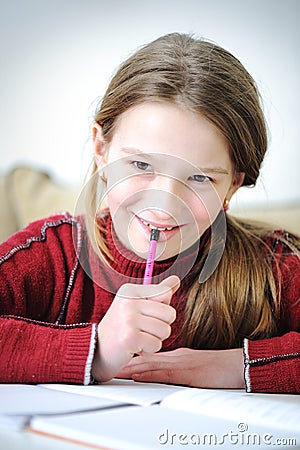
xmin=30 ymin=405 xmax=299 ymax=450
xmin=39 ymin=378 xmax=184 ymax=406
xmin=160 ymin=388 xmax=300 ymax=432
xmin=0 ymin=384 xmax=124 ymax=416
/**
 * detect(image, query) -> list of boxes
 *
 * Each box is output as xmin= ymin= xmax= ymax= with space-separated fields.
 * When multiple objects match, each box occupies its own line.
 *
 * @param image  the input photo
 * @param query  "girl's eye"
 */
xmin=132 ymin=161 xmax=153 ymax=172
xmin=189 ymin=174 xmax=212 ymax=183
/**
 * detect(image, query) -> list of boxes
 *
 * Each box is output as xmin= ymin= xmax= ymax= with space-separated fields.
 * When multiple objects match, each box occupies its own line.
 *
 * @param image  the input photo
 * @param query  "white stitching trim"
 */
xmin=0 ymin=315 xmax=91 ymax=328
xmin=0 ymin=214 xmax=76 ymax=265
xmin=84 ymin=323 xmax=98 ymax=385
xmin=54 ymin=217 xmax=83 ymax=324
xmin=0 ymin=213 xmax=83 ymax=325
xmin=243 ymin=338 xmax=251 ymax=393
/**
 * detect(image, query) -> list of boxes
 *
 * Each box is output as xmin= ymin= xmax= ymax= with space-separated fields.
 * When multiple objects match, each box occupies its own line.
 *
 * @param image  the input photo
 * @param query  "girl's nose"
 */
xmin=153 ymin=174 xmax=183 ymax=195
xmin=145 ymin=175 xmax=187 ymax=215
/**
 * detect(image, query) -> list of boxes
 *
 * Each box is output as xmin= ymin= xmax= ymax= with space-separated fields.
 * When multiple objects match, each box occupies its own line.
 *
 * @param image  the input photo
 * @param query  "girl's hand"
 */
xmin=116 ymin=347 xmax=245 ymax=389
xmin=92 ymin=275 xmax=180 ymax=382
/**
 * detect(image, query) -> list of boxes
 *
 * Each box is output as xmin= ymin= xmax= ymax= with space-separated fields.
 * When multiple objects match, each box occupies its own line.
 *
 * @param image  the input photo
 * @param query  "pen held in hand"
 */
xmin=143 ymin=228 xmax=160 ymax=285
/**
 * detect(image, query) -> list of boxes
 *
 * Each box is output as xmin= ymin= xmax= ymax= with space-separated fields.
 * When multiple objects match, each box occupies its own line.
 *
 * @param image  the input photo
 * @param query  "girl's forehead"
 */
xmin=107 ymin=102 xmax=233 ymax=171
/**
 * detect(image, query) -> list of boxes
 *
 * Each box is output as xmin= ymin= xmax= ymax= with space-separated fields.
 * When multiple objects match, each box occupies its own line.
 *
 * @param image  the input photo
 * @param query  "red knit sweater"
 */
xmin=0 ymin=212 xmax=299 ymax=392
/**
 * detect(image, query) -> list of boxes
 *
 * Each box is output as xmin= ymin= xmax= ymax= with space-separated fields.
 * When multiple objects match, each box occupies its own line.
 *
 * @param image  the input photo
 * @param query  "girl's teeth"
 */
xmin=141 ymin=220 xmax=173 ymax=231
xmin=149 ymin=224 xmax=173 ymax=231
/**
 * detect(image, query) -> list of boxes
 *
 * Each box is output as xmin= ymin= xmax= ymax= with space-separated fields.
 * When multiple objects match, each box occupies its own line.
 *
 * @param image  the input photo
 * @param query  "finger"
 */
xmin=117 ymin=276 xmax=180 ymax=303
xmin=117 ymin=355 xmax=167 ymax=377
xmin=129 ymin=362 xmax=193 ymax=386
xmin=116 ymin=358 xmax=152 ymax=378
xmin=139 ymin=300 xmax=176 ymax=324
xmin=131 ymin=369 xmax=180 ymax=385
xmin=135 ymin=316 xmax=172 ymax=341
xmin=159 ymin=275 xmax=181 ymax=295
xmin=147 ymin=275 xmax=181 ymax=304
xmin=135 ymin=330 xmax=164 ymax=354
xmin=122 ymin=350 xmax=183 ymax=370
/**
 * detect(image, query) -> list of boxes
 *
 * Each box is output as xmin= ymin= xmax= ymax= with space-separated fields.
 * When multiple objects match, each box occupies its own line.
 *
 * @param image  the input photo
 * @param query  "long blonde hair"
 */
xmin=86 ymin=33 xmax=300 ymax=349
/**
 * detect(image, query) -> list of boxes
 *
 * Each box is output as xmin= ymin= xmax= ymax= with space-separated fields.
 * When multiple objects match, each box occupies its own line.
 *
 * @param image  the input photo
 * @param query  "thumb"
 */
xmin=158 ymin=275 xmax=181 ymax=296
xmin=144 ymin=275 xmax=181 ymax=303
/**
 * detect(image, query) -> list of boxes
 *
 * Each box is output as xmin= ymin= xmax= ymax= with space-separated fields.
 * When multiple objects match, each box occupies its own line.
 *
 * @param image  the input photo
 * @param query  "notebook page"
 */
xmin=160 ymin=388 xmax=300 ymax=432
xmin=29 ymin=404 xmax=299 ymax=450
xmin=39 ymin=378 xmax=185 ymax=406
xmin=0 ymin=384 xmax=125 ymax=416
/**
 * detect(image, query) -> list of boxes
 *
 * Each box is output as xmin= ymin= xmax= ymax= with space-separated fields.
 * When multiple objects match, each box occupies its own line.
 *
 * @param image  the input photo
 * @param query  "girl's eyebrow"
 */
xmin=120 ymin=147 xmax=229 ymax=175
xmin=121 ymin=146 xmax=145 ymax=155
xmin=198 ymin=167 xmax=229 ymax=175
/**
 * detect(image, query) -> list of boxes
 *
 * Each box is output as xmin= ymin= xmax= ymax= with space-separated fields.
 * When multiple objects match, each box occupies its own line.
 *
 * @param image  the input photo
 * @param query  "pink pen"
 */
xmin=143 ymin=228 xmax=160 ymax=284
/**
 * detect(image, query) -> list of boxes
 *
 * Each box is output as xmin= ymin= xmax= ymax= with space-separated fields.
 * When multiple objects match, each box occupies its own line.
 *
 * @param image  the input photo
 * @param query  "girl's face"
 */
xmin=94 ymin=102 xmax=244 ymax=260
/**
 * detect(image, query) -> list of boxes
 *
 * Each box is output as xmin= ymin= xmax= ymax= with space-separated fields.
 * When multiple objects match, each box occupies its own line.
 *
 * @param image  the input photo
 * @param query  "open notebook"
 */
xmin=27 ymin=381 xmax=299 ymax=450
xmin=0 ymin=379 xmax=182 ymax=430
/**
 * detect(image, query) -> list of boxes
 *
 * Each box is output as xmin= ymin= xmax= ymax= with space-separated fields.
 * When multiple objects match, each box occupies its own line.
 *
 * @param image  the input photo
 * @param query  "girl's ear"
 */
xmin=227 ymin=171 xmax=245 ymax=200
xmin=93 ymin=123 xmax=108 ymax=166
xmin=233 ymin=171 xmax=245 ymax=188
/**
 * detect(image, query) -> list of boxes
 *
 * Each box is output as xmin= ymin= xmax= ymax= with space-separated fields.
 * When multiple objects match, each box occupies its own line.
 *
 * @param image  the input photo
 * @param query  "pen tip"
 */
xmin=150 ymin=228 xmax=160 ymax=241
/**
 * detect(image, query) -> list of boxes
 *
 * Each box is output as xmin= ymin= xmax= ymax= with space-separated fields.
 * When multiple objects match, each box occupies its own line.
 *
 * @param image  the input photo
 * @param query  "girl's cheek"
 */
xmin=195 ymin=189 xmax=223 ymax=219
xmin=188 ymin=192 xmax=214 ymax=218
xmin=106 ymin=183 xmax=133 ymax=208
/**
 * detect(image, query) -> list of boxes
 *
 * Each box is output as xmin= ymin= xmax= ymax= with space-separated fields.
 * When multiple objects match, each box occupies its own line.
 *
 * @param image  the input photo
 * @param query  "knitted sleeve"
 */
xmin=0 ymin=316 xmax=97 ymax=384
xmin=243 ymin=235 xmax=300 ymax=393
xmin=244 ymin=332 xmax=299 ymax=393
xmin=0 ymin=213 xmax=97 ymax=384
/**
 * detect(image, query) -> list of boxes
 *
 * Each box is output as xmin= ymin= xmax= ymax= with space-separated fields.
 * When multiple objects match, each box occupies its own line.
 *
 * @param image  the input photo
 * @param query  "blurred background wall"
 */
xmin=0 ymin=0 xmax=299 ymax=207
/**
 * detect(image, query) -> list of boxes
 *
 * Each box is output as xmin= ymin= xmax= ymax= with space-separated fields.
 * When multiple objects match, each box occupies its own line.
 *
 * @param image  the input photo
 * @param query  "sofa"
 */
xmin=0 ymin=166 xmax=78 ymax=243
xmin=0 ymin=166 xmax=299 ymax=243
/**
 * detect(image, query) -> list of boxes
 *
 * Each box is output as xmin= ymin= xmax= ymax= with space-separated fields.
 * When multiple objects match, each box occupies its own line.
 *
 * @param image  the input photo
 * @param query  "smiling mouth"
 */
xmin=139 ymin=218 xmax=178 ymax=232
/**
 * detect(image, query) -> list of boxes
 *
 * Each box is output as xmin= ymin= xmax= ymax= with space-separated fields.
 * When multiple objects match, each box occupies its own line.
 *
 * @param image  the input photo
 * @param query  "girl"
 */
xmin=0 ymin=33 xmax=299 ymax=393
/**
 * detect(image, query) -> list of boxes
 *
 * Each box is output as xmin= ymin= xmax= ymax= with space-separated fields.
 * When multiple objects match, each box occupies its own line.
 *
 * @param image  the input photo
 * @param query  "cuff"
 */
xmin=84 ymin=323 xmax=98 ymax=385
xmin=243 ymin=332 xmax=300 ymax=393
xmin=243 ymin=338 xmax=251 ymax=392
